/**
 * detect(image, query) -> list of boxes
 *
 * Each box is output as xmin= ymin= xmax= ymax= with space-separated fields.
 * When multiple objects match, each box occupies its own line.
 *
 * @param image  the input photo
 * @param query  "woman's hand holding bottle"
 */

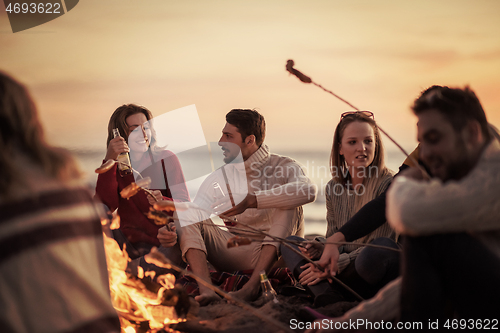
xmin=105 ymin=136 xmax=130 ymax=161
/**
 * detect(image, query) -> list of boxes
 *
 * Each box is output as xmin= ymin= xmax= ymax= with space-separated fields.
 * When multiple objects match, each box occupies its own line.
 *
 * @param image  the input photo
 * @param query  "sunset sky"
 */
xmin=1 ymin=0 xmax=499 ymax=161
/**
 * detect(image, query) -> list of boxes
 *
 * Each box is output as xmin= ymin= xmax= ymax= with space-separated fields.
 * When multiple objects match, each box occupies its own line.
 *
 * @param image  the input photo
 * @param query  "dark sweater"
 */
xmin=339 ymin=164 xmax=409 ymax=242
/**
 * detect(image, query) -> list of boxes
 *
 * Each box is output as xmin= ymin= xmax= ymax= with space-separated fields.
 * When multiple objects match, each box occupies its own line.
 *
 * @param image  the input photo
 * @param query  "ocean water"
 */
xmin=74 ymin=148 xmax=406 ymax=236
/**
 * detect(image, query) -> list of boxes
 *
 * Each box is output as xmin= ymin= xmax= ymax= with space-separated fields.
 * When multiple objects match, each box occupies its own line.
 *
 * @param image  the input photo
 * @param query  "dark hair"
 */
xmin=412 ymin=85 xmax=491 ymax=141
xmin=329 ymin=112 xmax=385 ymax=184
xmin=106 ymin=104 xmax=153 ymax=147
xmin=225 ymin=109 xmax=266 ymax=147
xmin=0 ymin=71 xmax=80 ymax=198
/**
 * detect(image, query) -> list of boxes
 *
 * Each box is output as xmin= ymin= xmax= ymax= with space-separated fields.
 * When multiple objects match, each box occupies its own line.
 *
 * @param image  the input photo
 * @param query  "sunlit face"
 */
xmin=339 ymin=121 xmax=376 ymax=170
xmin=126 ymin=113 xmax=152 ymax=153
xmin=417 ymin=109 xmax=469 ymax=181
xmin=218 ymin=122 xmax=244 ymax=163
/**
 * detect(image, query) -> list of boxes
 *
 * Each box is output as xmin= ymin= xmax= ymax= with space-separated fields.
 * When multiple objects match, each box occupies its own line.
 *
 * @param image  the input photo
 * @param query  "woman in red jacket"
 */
xmin=96 ymin=104 xmax=190 ymax=259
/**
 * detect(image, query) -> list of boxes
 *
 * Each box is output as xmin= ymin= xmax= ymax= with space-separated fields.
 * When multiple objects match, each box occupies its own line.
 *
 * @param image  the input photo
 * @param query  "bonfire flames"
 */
xmin=102 ymin=215 xmax=186 ymax=333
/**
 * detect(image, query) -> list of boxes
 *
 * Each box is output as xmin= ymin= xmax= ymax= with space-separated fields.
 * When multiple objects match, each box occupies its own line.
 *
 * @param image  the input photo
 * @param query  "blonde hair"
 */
xmin=329 ymin=113 xmax=392 ymax=212
xmin=0 ymin=72 xmax=81 ymax=199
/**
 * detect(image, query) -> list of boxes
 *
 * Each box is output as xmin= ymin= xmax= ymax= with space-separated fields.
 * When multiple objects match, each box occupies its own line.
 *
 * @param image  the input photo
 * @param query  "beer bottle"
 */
xmin=112 ymin=128 xmax=132 ymax=176
xmin=259 ymin=270 xmax=279 ymax=304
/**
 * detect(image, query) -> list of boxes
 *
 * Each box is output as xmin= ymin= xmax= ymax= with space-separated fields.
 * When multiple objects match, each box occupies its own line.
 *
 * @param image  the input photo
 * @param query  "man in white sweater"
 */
xmin=169 ymin=109 xmax=317 ymax=304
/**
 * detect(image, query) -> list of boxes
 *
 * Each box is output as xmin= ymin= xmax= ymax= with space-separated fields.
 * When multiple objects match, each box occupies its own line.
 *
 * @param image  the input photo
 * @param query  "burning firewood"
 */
xmin=227 ymin=236 xmax=252 ymax=248
xmin=103 ymin=231 xmax=186 ymax=332
xmin=158 ymin=285 xmax=191 ymax=319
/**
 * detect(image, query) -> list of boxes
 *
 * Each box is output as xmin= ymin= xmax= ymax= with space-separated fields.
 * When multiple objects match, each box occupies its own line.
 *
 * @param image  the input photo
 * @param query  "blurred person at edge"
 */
xmin=305 ymin=86 xmax=500 ymax=333
xmin=388 ymin=86 xmax=500 ymax=327
xmin=0 ymin=71 xmax=121 ymax=333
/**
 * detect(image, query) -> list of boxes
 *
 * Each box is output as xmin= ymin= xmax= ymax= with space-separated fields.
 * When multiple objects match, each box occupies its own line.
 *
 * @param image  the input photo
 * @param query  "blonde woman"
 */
xmin=281 ymin=111 xmax=399 ymax=307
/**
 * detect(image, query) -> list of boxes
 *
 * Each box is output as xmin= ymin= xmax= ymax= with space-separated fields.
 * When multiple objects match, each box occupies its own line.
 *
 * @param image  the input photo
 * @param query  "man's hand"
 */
xmin=147 ymin=190 xmax=164 ymax=206
xmin=104 ymin=136 xmax=129 ymax=161
xmin=221 ymin=193 xmax=257 ymax=217
xmin=157 ymin=224 xmax=177 ymax=247
xmin=300 ymin=241 xmax=324 ymax=260
xmin=298 ymin=262 xmax=329 ymax=286
xmin=316 ymin=232 xmax=345 ymax=278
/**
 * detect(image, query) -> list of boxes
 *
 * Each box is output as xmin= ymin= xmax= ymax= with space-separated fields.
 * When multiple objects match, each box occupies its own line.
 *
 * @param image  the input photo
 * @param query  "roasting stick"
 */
xmin=285 ymin=59 xmax=430 ymax=180
xmin=216 ymin=230 xmax=401 ymax=253
xmin=154 ymin=200 xmax=399 ymax=254
xmin=150 ymin=201 xmax=400 ymax=255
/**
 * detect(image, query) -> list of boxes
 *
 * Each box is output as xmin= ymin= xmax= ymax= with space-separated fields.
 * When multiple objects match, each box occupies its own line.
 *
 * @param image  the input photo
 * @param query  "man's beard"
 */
xmin=444 ymin=137 xmax=474 ymax=181
xmin=223 ymin=154 xmax=236 ymax=164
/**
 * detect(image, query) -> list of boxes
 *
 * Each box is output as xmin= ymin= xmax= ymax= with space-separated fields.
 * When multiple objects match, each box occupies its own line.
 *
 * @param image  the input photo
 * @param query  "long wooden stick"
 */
xmin=215 ymin=233 xmax=401 ymax=253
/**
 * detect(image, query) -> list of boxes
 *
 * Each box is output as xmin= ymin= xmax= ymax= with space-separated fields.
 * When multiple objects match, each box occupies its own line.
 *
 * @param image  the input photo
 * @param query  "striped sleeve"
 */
xmin=0 ymin=188 xmax=120 ymax=333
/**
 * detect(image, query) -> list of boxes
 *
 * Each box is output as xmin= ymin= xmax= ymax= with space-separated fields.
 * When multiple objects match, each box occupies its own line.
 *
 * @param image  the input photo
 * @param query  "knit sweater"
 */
xmin=179 ymin=145 xmax=317 ymax=238
xmin=330 ymin=136 xmax=500 ymax=328
xmin=325 ymin=173 xmax=394 ymax=272
xmin=178 ymin=145 xmax=317 ymax=262
xmin=388 ymin=138 xmax=500 ymax=258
